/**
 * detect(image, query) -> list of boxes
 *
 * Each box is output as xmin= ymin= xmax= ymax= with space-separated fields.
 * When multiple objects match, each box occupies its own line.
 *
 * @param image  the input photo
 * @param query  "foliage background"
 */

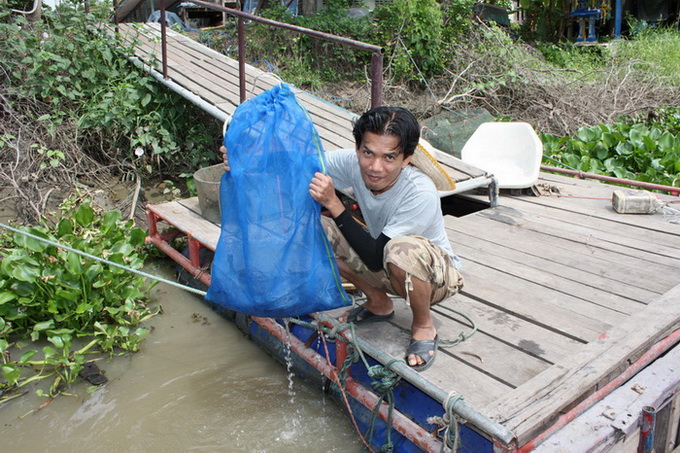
xmin=0 ymin=5 xmax=222 ymax=224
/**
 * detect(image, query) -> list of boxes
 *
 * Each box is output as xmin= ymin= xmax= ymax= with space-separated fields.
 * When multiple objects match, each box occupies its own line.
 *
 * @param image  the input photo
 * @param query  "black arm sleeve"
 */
xmin=333 ymin=209 xmax=390 ymax=271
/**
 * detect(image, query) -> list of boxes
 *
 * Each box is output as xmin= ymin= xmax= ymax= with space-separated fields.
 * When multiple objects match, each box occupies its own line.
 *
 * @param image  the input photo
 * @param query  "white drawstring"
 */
xmin=404 ymin=273 xmax=414 ymax=306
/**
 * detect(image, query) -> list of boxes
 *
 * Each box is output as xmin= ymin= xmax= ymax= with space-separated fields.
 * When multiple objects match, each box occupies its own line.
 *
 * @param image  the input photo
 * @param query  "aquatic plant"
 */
xmin=0 ymin=197 xmax=159 ymax=403
xmin=542 ymin=107 xmax=680 ymax=188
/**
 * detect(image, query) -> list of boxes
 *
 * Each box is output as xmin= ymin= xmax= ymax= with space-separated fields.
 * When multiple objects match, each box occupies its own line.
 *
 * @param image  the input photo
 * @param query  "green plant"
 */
xmin=535 ymin=41 xmax=610 ymax=72
xmin=375 ymin=0 xmax=445 ymax=82
xmin=542 ymin=111 xmax=680 ymax=187
xmin=611 ymin=26 xmax=680 ymax=86
xmin=0 ymin=3 xmax=219 ymax=177
xmin=0 ymin=197 xmax=159 ymax=401
xmin=245 ymin=2 xmax=377 ymax=87
xmin=441 ymin=0 xmax=476 ymax=42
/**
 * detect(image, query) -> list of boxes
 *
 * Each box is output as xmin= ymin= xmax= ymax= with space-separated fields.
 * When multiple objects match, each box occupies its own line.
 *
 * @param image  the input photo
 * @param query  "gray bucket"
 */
xmin=194 ymin=164 xmax=225 ymax=224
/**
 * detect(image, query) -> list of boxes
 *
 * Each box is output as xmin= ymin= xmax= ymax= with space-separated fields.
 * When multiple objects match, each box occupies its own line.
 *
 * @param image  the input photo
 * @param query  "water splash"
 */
xmin=282 ymin=322 xmax=296 ymax=404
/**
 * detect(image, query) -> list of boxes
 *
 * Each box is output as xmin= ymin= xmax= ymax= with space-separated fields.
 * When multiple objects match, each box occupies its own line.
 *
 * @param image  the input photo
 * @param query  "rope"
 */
xmin=0 ymin=222 xmax=208 ymax=297
xmin=439 ymin=308 xmax=477 ymax=348
xmin=397 ymin=36 xmax=437 ymax=105
xmin=288 ymin=317 xmax=404 ymax=452
xmin=427 ymin=391 xmax=466 ymax=453
xmin=364 ymin=358 xmax=404 ymax=453
xmin=314 ymin=321 xmax=373 ymax=453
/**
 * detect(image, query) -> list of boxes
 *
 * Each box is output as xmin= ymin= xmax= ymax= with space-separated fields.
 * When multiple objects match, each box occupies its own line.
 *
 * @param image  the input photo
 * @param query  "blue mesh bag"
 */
xmin=206 ymin=84 xmax=350 ymax=318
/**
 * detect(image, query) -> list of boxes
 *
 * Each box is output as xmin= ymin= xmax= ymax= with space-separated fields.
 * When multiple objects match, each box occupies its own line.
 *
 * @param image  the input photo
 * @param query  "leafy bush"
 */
xmin=542 ymin=108 xmax=680 ymax=188
xmin=0 ymin=4 xmax=218 ymax=177
xmin=0 ymin=198 xmax=158 ymax=400
xmin=535 ymin=41 xmax=610 ymax=73
xmin=374 ymin=0 xmax=445 ymax=81
xmin=246 ymin=2 xmax=377 ymax=87
xmin=441 ymin=0 xmax=476 ymax=42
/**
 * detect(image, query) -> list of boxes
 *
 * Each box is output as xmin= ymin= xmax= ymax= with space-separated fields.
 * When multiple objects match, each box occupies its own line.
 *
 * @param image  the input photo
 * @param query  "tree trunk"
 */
xmin=299 ymin=0 xmax=317 ymax=16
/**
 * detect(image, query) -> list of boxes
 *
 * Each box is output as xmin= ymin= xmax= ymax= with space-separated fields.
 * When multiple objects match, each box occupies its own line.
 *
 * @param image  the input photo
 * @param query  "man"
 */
xmin=307 ymin=106 xmax=463 ymax=371
xmin=222 ymin=106 xmax=463 ymax=371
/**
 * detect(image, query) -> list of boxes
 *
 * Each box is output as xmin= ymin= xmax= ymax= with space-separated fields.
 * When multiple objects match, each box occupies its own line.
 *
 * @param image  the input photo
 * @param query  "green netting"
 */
xmin=421 ymin=109 xmax=495 ymax=158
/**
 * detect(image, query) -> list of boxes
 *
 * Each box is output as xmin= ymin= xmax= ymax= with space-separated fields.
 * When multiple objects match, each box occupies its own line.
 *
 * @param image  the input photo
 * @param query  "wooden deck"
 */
xmin=112 ymin=22 xmax=494 ymax=193
xmin=147 ymin=173 xmax=680 ymax=446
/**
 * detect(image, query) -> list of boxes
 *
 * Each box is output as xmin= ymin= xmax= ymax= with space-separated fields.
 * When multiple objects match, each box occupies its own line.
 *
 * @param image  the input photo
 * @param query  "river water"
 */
xmin=1 ymin=262 xmax=363 ymax=452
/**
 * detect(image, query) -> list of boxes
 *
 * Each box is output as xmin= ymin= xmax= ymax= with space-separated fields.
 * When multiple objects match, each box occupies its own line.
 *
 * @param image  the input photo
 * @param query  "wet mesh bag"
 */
xmin=206 ymin=84 xmax=350 ymax=318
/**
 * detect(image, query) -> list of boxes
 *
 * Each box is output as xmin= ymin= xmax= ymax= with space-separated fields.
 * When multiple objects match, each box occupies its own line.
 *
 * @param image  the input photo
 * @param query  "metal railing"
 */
xmin=115 ymin=0 xmax=384 ymax=108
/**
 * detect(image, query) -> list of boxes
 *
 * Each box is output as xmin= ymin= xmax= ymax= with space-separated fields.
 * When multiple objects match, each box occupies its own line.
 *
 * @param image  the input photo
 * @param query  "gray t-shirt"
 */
xmin=325 ymin=148 xmax=461 ymax=269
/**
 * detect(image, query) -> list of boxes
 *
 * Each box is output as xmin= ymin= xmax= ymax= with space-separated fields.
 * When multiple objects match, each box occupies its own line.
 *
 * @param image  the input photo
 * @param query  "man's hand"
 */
xmin=309 ymin=172 xmax=344 ymax=217
xmin=220 ymin=145 xmax=230 ymax=172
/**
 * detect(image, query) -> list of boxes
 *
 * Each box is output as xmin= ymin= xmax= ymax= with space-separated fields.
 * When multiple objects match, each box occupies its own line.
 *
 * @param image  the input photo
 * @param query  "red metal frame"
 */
xmin=541 ymin=165 xmax=680 ymax=196
xmin=145 ymin=205 xmax=212 ymax=287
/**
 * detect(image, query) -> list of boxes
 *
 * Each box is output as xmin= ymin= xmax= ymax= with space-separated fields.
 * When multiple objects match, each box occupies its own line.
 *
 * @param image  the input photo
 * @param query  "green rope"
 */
xmin=287 ymin=317 xmax=403 ymax=452
xmin=288 ymin=312 xmax=476 ymax=452
xmin=364 ymin=358 xmax=404 ymax=453
xmin=439 ymin=307 xmax=478 ymax=348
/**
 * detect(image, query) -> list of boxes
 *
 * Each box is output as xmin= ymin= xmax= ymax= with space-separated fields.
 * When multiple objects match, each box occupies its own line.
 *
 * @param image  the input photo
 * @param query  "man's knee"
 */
xmin=384 ymin=236 xmax=432 ymax=279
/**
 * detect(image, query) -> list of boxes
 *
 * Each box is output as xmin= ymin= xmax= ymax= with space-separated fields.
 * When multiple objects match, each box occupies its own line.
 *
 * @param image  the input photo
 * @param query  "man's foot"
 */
xmin=405 ymin=336 xmax=439 ymax=372
xmin=346 ymin=305 xmax=395 ymax=324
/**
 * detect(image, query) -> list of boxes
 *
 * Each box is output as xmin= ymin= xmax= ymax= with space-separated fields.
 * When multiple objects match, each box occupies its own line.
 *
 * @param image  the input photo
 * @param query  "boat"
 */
xmin=110 ymin=5 xmax=680 ymax=450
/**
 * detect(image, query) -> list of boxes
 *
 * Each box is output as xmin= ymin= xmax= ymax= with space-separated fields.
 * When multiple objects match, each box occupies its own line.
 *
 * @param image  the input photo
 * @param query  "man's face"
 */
xmin=356 ymin=131 xmax=412 ymax=194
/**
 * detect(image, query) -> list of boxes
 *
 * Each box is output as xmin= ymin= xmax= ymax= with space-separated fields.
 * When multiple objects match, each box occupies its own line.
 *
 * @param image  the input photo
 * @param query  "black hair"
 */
xmin=352 ymin=106 xmax=420 ymax=158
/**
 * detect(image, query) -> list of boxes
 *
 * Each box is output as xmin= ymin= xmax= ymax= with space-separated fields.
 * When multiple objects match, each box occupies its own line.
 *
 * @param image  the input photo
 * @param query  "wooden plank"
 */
xmin=156 ymin=44 xmax=356 ymax=150
xmin=116 ymin=24 xmax=357 ymax=150
xmin=386 ymin=302 xmax=552 ymax=388
xmin=435 ymin=294 xmax=585 ymax=364
xmin=500 ymin=195 xmax=680 ymax=262
xmin=448 ymin=208 xmax=677 ymax=294
xmin=136 ymin=23 xmax=361 ymax=124
xmin=490 ymin=199 xmax=680 ymax=267
xmin=526 ymin=172 xmax=680 ymax=234
xmin=149 ymin=199 xmax=220 ymax=249
xmin=533 ymin=341 xmax=680 ymax=452
xmin=153 ymin=39 xmax=357 ymax=149
xmin=483 ymin=283 xmax=680 ymax=445
xmin=447 ymin=221 xmax=656 ymax=305
xmin=451 ymin=235 xmax=647 ymax=315
xmin=348 ymin=303 xmax=513 ymax=409
xmin=452 ymin=258 xmax=617 ymax=341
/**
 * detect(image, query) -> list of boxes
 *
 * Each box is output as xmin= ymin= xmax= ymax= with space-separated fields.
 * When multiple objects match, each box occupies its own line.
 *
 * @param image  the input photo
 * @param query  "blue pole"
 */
xmin=639 ymin=406 xmax=657 ymax=453
xmin=614 ymin=0 xmax=622 ymax=38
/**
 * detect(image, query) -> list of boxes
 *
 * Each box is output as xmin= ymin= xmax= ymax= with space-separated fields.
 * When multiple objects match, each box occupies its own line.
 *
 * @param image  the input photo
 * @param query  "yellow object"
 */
xmin=411 ymin=139 xmax=457 ymax=191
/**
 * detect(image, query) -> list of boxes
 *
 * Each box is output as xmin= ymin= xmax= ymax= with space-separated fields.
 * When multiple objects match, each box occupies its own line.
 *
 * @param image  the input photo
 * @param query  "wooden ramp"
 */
xmin=113 ymin=22 xmax=496 ymax=199
xmin=147 ymin=172 xmax=680 ymax=446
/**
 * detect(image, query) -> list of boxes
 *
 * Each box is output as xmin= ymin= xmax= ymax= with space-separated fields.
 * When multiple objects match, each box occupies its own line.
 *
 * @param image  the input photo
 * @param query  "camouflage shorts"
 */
xmin=321 ymin=216 xmax=464 ymax=304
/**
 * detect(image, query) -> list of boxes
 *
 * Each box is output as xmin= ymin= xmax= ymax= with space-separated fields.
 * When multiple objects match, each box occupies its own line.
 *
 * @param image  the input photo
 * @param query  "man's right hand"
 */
xmin=309 ymin=172 xmax=345 ymax=218
xmin=220 ymin=145 xmax=230 ymax=172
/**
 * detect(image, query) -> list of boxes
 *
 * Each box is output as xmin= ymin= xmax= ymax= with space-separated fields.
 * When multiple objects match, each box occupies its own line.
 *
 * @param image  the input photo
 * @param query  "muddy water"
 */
xmin=1 ymin=262 xmax=363 ymax=452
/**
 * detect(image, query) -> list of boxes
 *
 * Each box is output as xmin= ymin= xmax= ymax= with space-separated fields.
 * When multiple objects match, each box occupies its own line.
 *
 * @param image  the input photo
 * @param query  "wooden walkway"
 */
xmin=113 ymin=22 xmax=494 ymax=194
xmin=147 ymin=173 xmax=680 ymax=445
